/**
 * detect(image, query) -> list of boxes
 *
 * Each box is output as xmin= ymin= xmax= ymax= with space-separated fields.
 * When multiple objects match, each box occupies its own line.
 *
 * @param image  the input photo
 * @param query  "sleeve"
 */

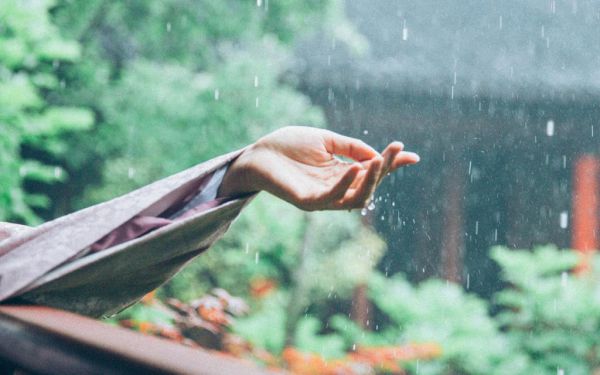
xmin=0 ymin=149 xmax=256 ymax=317
xmin=0 ymin=223 xmax=32 ymax=243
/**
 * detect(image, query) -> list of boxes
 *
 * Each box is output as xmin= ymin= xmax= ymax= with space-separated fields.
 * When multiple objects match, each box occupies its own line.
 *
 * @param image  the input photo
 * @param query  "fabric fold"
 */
xmin=0 ymin=148 xmax=252 ymax=316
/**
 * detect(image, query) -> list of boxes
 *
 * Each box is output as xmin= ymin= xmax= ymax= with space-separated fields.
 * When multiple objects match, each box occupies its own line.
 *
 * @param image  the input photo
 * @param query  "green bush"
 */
xmin=356 ymin=273 xmax=527 ymax=374
xmin=493 ymin=246 xmax=600 ymax=375
xmin=328 ymin=246 xmax=600 ymax=374
xmin=0 ymin=0 xmax=93 ymax=223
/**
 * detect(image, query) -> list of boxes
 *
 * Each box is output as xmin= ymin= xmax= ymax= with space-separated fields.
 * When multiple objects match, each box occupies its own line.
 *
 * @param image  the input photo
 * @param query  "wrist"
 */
xmin=217 ymin=145 xmax=259 ymax=198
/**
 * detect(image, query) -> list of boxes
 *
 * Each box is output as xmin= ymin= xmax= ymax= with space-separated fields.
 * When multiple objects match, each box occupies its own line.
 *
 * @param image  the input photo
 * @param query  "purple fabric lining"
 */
xmin=90 ymin=216 xmax=172 ymax=252
xmin=90 ymin=171 xmax=228 ymax=253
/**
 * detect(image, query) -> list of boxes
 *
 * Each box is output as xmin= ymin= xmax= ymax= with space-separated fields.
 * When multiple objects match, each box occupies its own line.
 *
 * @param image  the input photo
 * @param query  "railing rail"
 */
xmin=0 ymin=305 xmax=277 ymax=375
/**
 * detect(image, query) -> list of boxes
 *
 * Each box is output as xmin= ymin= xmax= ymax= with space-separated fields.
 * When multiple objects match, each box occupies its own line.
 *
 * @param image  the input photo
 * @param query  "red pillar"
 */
xmin=572 ymin=155 xmax=600 ymax=273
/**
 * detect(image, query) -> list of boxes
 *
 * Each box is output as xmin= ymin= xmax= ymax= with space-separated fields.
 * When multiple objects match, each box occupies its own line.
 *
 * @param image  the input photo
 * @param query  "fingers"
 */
xmin=324 ymin=131 xmax=379 ymax=162
xmin=333 ymin=156 xmax=383 ymax=209
xmin=379 ymin=142 xmax=404 ymax=183
xmin=382 ymin=142 xmax=404 ymax=167
xmin=326 ymin=163 xmax=362 ymax=201
xmin=391 ymin=151 xmax=420 ymax=169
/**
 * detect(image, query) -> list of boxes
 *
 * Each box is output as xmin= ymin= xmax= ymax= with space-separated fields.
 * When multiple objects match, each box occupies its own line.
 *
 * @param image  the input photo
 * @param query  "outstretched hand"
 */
xmin=218 ymin=126 xmax=419 ymax=211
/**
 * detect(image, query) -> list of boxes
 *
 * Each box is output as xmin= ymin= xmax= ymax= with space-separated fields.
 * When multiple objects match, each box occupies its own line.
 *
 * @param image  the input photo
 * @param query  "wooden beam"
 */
xmin=0 ymin=305 xmax=278 ymax=375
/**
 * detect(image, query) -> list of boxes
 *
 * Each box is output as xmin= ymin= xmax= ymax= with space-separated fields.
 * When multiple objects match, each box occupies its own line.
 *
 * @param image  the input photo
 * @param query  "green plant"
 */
xmin=492 ymin=246 xmax=600 ymax=375
xmin=361 ymin=273 xmax=528 ymax=374
xmin=0 ymin=0 xmax=93 ymax=223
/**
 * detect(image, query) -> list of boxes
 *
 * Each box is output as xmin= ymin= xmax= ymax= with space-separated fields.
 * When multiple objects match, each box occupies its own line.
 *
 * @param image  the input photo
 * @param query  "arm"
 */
xmin=218 ymin=126 xmax=420 ymax=211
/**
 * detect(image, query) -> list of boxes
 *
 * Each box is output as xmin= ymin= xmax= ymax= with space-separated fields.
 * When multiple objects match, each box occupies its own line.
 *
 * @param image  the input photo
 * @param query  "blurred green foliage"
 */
xmin=163 ymin=193 xmax=386 ymax=355
xmin=0 ymin=0 xmax=93 ymax=223
xmin=48 ymin=0 xmax=336 ymax=208
xmin=0 ymin=0 xmax=355 ymax=220
xmin=492 ymin=246 xmax=600 ymax=375
xmin=324 ymin=247 xmax=600 ymax=374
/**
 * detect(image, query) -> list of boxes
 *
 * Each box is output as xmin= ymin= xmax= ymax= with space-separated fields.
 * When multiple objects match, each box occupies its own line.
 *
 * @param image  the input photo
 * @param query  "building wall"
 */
xmin=305 ymin=85 xmax=600 ymax=297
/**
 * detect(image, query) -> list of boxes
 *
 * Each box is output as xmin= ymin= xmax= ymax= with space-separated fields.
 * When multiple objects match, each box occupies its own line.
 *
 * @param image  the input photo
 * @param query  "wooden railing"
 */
xmin=0 ymin=305 xmax=278 ymax=375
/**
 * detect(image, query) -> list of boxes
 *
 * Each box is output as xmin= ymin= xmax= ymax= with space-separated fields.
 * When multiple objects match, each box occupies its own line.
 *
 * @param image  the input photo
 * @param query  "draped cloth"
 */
xmin=0 ymin=149 xmax=254 ymax=317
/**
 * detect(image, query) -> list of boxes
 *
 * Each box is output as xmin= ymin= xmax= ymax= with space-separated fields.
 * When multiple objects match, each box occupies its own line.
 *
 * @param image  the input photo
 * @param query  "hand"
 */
xmin=218 ymin=126 xmax=420 ymax=211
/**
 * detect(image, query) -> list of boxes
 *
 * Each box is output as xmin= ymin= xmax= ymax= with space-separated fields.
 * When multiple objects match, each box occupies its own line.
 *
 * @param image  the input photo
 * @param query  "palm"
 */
xmin=239 ymin=127 xmax=419 ymax=211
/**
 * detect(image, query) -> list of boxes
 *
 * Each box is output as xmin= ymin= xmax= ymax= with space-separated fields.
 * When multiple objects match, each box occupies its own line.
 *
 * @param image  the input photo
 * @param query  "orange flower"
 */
xmin=249 ymin=278 xmax=277 ymax=299
xmin=141 ymin=290 xmax=156 ymax=304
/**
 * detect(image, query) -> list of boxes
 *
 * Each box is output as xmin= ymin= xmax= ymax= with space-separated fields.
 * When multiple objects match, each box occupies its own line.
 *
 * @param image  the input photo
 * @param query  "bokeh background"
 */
xmin=3 ymin=1 xmax=600 ymax=374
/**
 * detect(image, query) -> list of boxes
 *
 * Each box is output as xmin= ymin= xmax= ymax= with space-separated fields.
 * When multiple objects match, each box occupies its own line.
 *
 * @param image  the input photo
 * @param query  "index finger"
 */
xmin=324 ymin=131 xmax=379 ymax=162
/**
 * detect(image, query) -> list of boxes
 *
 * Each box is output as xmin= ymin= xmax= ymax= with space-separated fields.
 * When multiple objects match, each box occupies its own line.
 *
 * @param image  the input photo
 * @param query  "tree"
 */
xmin=0 ymin=0 xmax=93 ymax=223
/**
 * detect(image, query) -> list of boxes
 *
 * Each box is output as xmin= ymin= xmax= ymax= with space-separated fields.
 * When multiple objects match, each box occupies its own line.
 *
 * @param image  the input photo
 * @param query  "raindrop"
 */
xmin=367 ymin=201 xmax=376 ymax=211
xmin=475 ymin=221 xmax=479 ymax=235
xmin=363 ymin=129 xmax=369 ymax=135
xmin=214 ymin=89 xmax=220 ymax=100
xmin=254 ymin=75 xmax=259 ymax=87
xmin=255 ymin=252 xmax=260 ymax=264
xmin=466 ymin=273 xmax=470 ymax=289
xmin=127 ymin=167 xmax=135 ymax=179
xmin=166 ymin=22 xmax=171 ymax=32
xmin=560 ymin=211 xmax=568 ymax=228
xmin=361 ymin=208 xmax=368 ymax=216
xmin=561 ymin=271 xmax=568 ymax=287
xmin=557 ymin=368 xmax=564 ymax=375
xmin=245 ymin=243 xmax=249 ymax=254
xmin=256 ymin=0 xmax=262 ymax=6
xmin=546 ymin=119 xmax=555 ymax=136
xmin=255 ymin=97 xmax=260 ymax=107
xmin=468 ymin=161 xmax=472 ymax=175
xmin=494 ymin=228 xmax=498 ymax=241
xmin=54 ymin=167 xmax=62 ymax=179
xmin=402 ymin=23 xmax=408 ymax=41
xmin=499 ymin=15 xmax=503 ymax=30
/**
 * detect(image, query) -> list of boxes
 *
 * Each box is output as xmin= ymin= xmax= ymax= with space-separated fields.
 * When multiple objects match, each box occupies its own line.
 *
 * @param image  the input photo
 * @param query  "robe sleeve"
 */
xmin=0 ymin=149 xmax=255 ymax=317
xmin=0 ymin=223 xmax=32 ymax=242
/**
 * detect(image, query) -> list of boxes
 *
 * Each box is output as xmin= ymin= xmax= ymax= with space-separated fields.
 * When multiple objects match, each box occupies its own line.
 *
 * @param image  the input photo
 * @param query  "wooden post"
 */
xmin=351 ymin=283 xmax=371 ymax=330
xmin=572 ymin=155 xmax=600 ymax=273
xmin=441 ymin=163 xmax=465 ymax=283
